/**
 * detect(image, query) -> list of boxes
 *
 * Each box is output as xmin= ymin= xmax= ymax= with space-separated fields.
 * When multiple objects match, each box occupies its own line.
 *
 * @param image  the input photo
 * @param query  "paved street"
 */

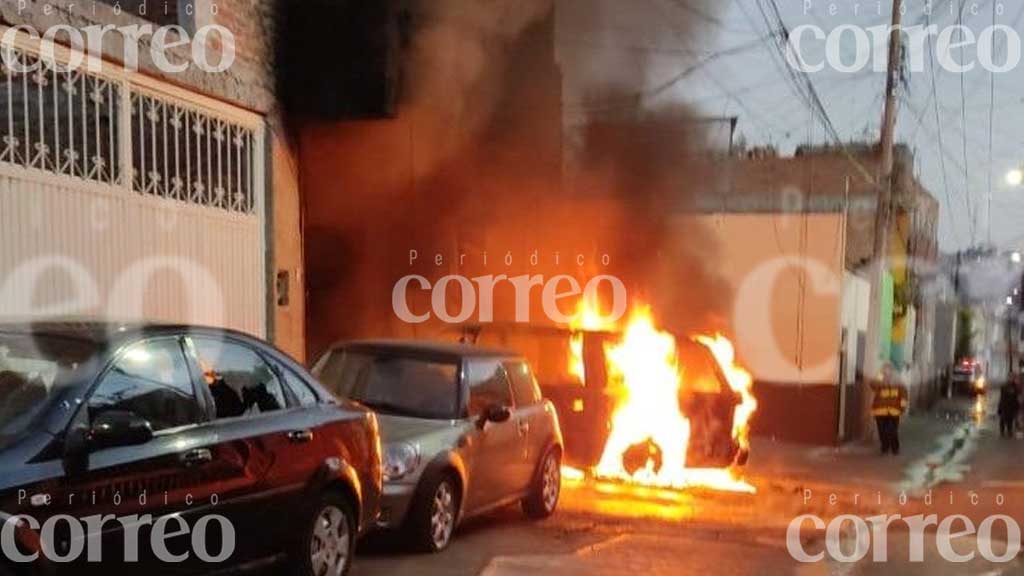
xmin=331 ymin=394 xmax=1024 ymax=576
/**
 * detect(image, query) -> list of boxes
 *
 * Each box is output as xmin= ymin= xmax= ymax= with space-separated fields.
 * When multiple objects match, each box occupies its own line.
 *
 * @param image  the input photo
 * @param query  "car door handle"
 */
xmin=288 ymin=430 xmax=314 ymax=444
xmin=180 ymin=448 xmax=213 ymax=467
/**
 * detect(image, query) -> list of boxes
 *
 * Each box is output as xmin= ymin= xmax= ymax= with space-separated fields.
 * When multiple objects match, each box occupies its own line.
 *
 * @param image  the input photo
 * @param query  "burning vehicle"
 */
xmin=452 ymin=298 xmax=757 ymax=494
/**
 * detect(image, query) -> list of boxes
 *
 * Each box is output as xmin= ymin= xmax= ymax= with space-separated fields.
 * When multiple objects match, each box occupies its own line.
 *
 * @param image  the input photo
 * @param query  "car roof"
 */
xmin=336 ymin=339 xmax=519 ymax=361
xmin=0 ymin=318 xmax=256 ymax=349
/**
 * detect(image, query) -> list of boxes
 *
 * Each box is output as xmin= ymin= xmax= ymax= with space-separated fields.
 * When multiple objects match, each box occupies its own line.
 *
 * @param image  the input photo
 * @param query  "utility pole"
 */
xmin=864 ymin=0 xmax=904 ymax=380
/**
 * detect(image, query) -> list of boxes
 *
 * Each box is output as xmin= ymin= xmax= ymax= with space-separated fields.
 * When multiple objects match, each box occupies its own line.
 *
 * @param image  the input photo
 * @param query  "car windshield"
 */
xmin=678 ymin=340 xmax=729 ymax=394
xmin=315 ymin=350 xmax=460 ymax=420
xmin=0 ymin=332 xmax=98 ymax=449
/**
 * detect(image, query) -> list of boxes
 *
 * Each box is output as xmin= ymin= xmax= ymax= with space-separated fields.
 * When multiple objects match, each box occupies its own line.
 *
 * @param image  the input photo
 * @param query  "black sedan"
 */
xmin=0 ymin=320 xmax=382 ymax=576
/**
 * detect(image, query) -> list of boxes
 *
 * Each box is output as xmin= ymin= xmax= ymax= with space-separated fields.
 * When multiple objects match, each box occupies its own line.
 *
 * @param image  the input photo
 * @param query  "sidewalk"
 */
xmin=744 ymin=397 xmax=987 ymax=497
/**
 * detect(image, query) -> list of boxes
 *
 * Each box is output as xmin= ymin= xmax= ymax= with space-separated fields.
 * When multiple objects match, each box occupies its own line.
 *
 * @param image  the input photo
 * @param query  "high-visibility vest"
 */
xmin=871 ymin=381 xmax=909 ymax=417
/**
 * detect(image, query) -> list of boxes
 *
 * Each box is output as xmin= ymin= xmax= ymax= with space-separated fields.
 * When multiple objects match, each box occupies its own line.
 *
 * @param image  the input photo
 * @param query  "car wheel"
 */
xmin=407 ymin=474 xmax=459 ymax=553
xmin=291 ymin=492 xmax=356 ymax=576
xmin=523 ymin=448 xmax=561 ymax=519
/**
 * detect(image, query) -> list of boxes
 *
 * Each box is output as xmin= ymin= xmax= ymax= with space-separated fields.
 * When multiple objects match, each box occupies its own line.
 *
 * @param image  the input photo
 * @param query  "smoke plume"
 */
xmin=301 ymin=0 xmax=732 ymax=353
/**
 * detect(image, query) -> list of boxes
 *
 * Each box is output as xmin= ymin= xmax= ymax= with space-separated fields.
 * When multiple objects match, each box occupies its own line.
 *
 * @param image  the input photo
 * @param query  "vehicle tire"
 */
xmin=406 ymin=473 xmax=460 ymax=553
xmin=290 ymin=492 xmax=356 ymax=576
xmin=523 ymin=448 xmax=561 ymax=519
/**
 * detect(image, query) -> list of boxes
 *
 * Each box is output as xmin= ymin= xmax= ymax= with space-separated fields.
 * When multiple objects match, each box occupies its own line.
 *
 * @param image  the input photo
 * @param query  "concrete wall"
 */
xmin=0 ymin=0 xmax=276 ymax=111
xmin=839 ymin=272 xmax=871 ymax=440
xmin=674 ymin=213 xmax=847 ymax=445
xmin=1 ymin=1 xmax=306 ymax=357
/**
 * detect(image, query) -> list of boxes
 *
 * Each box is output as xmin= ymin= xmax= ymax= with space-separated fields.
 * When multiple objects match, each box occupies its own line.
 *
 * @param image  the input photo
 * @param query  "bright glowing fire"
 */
xmin=696 ymin=334 xmax=758 ymax=454
xmin=568 ymin=293 xmax=617 ymax=384
xmin=594 ymin=307 xmax=692 ymax=487
xmin=572 ymin=300 xmax=756 ymax=494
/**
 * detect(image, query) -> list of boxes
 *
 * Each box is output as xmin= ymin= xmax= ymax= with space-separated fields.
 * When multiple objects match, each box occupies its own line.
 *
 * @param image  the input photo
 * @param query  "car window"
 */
xmin=0 ymin=333 xmax=98 ymax=450
xmin=191 ymin=338 xmax=287 ymax=419
xmin=315 ymin=350 xmax=459 ymax=420
xmin=466 ymin=359 xmax=513 ymax=416
xmin=89 ymin=339 xmax=200 ymax=432
xmin=678 ymin=340 xmax=728 ymax=394
xmin=280 ymin=365 xmax=319 ymax=407
xmin=505 ymin=361 xmax=542 ymax=407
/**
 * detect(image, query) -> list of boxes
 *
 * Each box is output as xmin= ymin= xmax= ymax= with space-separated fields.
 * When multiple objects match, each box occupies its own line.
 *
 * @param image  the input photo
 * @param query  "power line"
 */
xmin=902 ymin=95 xmax=969 ymax=244
xmin=957 ymin=0 xmax=977 ymax=243
xmin=986 ymin=0 xmax=996 ymax=245
xmin=754 ymin=0 xmax=880 ymax=187
xmin=563 ymin=34 xmax=779 ymax=113
xmin=925 ymin=8 xmax=964 ymax=245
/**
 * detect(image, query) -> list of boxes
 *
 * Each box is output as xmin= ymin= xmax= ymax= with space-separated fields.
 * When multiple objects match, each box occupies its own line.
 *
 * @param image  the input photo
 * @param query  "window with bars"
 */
xmin=130 ymin=92 xmax=257 ymax=213
xmin=0 ymin=45 xmax=258 ymax=215
xmin=0 ymin=52 xmax=120 ymax=186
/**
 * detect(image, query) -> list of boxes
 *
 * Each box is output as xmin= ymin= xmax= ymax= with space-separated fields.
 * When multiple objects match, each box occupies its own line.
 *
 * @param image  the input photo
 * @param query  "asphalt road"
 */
xmin=248 ymin=394 xmax=1024 ymax=576
xmin=347 ymin=498 xmax=1024 ymax=576
xmin=345 ymin=394 xmax=1024 ymax=576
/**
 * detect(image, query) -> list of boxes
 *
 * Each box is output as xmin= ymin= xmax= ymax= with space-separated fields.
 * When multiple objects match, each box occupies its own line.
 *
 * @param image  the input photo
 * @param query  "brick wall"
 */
xmin=719 ymin=145 xmax=940 ymax=272
xmin=0 ymin=0 xmax=276 ymax=111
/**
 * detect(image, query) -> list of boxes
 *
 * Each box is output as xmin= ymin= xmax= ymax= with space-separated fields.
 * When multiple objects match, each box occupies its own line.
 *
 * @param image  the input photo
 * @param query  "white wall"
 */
xmin=840 ymin=271 xmax=871 ymax=385
xmin=0 ymin=169 xmax=265 ymax=336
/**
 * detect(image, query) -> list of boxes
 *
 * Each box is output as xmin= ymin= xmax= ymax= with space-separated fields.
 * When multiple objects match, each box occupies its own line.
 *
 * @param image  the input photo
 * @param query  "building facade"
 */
xmin=0 ymin=0 xmax=305 ymax=358
xmin=710 ymin=143 xmax=942 ymax=444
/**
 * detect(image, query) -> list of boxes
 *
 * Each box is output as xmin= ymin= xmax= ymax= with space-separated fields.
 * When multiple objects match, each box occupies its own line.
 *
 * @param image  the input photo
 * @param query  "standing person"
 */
xmin=1011 ymin=373 xmax=1019 ymax=434
xmin=998 ymin=379 xmax=1019 ymax=438
xmin=871 ymin=364 xmax=909 ymax=455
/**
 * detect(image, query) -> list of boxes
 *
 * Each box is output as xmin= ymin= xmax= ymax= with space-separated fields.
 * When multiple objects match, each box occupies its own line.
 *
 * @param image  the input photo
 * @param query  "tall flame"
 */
xmin=579 ymin=303 xmax=755 ymax=494
xmin=695 ymin=334 xmax=757 ymax=453
xmin=594 ymin=307 xmax=692 ymax=487
xmin=568 ymin=292 xmax=617 ymax=384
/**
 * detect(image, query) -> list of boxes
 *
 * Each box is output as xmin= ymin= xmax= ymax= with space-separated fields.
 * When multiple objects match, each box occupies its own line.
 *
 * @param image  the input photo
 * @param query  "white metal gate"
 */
xmin=0 ymin=29 xmax=266 ymax=336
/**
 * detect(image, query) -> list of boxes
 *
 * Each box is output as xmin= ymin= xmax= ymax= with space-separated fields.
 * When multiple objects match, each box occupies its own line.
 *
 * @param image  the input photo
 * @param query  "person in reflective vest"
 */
xmin=870 ymin=364 xmax=908 ymax=455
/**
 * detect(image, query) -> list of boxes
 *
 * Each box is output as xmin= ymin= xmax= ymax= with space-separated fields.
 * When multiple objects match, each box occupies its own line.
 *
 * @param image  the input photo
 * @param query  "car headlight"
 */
xmin=383 ymin=442 xmax=421 ymax=482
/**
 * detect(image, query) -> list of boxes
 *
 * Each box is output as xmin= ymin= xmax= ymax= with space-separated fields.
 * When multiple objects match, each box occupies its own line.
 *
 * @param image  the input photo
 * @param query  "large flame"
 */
xmin=696 ymin=334 xmax=757 ymax=454
xmin=580 ymin=303 xmax=755 ymax=494
xmin=568 ymin=292 xmax=616 ymax=384
xmin=594 ymin=307 xmax=692 ymax=486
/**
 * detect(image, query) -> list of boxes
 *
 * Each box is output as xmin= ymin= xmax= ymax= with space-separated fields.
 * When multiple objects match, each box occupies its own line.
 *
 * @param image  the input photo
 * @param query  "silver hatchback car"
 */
xmin=313 ymin=340 xmax=564 ymax=552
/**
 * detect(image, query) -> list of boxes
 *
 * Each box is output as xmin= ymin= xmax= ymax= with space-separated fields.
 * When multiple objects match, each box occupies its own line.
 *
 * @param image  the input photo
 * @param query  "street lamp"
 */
xmin=1008 ymin=169 xmax=1024 ymax=187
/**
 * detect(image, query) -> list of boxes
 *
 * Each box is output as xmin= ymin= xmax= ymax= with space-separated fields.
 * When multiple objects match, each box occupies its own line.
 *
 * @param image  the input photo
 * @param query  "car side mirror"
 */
xmin=89 ymin=411 xmax=154 ymax=450
xmin=477 ymin=404 xmax=512 ymax=429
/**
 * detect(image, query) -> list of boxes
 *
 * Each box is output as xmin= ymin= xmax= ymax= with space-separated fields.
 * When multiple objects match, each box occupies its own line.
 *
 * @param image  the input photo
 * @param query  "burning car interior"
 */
xmin=451 ymin=298 xmax=757 ymax=494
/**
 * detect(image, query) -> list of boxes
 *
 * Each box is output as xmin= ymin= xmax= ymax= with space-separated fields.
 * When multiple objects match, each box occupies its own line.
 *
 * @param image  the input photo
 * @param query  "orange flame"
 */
xmin=594 ymin=307 xmax=693 ymax=487
xmin=695 ymin=334 xmax=757 ymax=453
xmin=573 ymin=301 xmax=755 ymax=494
xmin=567 ymin=292 xmax=616 ymax=385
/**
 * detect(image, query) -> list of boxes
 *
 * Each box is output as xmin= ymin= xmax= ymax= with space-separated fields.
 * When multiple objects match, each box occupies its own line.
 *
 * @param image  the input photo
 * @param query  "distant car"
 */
xmin=0 ymin=321 xmax=381 ymax=576
xmin=313 ymin=340 xmax=564 ymax=552
xmin=952 ymin=359 xmax=986 ymax=395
